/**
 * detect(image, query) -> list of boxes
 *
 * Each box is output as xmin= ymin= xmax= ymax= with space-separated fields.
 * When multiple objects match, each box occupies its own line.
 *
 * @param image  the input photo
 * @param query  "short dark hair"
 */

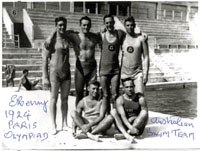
xmin=80 ymin=16 xmax=91 ymax=26
xmin=89 ymin=80 xmax=100 ymax=87
xmin=124 ymin=16 xmax=135 ymax=25
xmin=121 ymin=78 xmax=134 ymax=86
xmin=103 ymin=14 xmax=114 ymax=22
xmin=55 ymin=17 xmax=67 ymax=26
xmin=23 ymin=69 xmax=29 ymax=74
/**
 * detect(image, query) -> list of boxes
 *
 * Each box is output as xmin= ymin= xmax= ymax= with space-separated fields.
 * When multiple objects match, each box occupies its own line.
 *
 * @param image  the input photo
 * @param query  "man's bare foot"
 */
xmin=127 ymin=128 xmax=139 ymax=135
xmin=114 ymin=133 xmax=125 ymax=140
xmin=62 ymin=126 xmax=71 ymax=131
xmin=124 ymin=133 xmax=135 ymax=143
xmin=114 ymin=133 xmax=135 ymax=143
xmin=50 ymin=124 xmax=57 ymax=135
xmin=50 ymin=127 xmax=57 ymax=135
xmin=74 ymin=132 xmax=88 ymax=139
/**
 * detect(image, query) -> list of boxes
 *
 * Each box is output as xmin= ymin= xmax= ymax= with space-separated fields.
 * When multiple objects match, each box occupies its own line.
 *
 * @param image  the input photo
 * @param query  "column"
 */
xmin=156 ymin=2 xmax=162 ymax=20
xmin=44 ymin=2 xmax=47 ymax=10
xmin=70 ymin=2 xmax=74 ymax=13
xmin=95 ymin=2 xmax=98 ymax=15
xmin=127 ymin=6 xmax=130 ymax=16
xmin=107 ymin=3 xmax=110 ymax=14
xmin=186 ymin=5 xmax=191 ymax=22
xmin=172 ymin=10 xmax=175 ymax=20
xmin=59 ymin=2 xmax=61 ymax=11
xmin=27 ymin=2 xmax=33 ymax=9
xmin=83 ymin=2 xmax=86 ymax=14
xmin=116 ymin=4 xmax=119 ymax=16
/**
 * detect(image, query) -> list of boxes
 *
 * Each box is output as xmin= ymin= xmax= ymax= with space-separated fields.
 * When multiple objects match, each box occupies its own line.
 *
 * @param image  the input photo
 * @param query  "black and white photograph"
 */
xmin=1 ymin=1 xmax=199 ymax=150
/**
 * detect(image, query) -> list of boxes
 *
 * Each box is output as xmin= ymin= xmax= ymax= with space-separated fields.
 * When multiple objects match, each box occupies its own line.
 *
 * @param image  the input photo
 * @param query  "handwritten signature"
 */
xmin=9 ymin=95 xmax=48 ymax=113
xmin=146 ymin=128 xmax=195 ymax=140
xmin=150 ymin=116 xmax=194 ymax=128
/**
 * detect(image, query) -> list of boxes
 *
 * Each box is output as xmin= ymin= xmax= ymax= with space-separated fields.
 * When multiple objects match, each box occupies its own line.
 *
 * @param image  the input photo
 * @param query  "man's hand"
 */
xmin=143 ymin=74 xmax=148 ymax=86
xmin=43 ymin=78 xmax=50 ymax=90
xmin=81 ymin=124 xmax=92 ymax=133
xmin=44 ymin=30 xmax=57 ymax=49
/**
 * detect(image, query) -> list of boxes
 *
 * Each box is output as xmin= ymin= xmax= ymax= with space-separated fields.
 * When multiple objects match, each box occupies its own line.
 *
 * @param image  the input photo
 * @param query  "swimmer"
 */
xmin=16 ymin=69 xmax=41 ymax=92
xmin=121 ymin=16 xmax=150 ymax=94
xmin=43 ymin=17 xmax=71 ymax=134
xmin=114 ymin=78 xmax=148 ymax=138
xmin=99 ymin=14 xmax=126 ymax=111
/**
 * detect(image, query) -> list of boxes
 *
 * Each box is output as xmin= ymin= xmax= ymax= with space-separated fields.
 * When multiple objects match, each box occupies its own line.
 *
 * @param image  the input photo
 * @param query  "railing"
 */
xmin=149 ymin=41 xmax=176 ymax=77
xmin=23 ymin=8 xmax=34 ymax=47
xmin=2 ymin=8 xmax=14 ymax=41
xmin=14 ymin=34 xmax=20 ymax=48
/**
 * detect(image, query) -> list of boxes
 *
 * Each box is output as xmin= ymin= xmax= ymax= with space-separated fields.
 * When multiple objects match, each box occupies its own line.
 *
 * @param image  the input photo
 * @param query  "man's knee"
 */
xmin=71 ymin=110 xmax=78 ymax=119
xmin=110 ymin=109 xmax=118 ymax=117
xmin=106 ymin=114 xmax=114 ymax=122
xmin=112 ymin=94 xmax=118 ymax=101
xmin=61 ymin=95 xmax=68 ymax=104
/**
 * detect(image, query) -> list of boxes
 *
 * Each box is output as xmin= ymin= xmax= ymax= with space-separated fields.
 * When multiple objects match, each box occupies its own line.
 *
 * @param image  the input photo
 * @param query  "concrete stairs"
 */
xmin=26 ymin=9 xmax=193 ymax=45
xmin=2 ymin=47 xmax=166 ymax=88
xmin=153 ymin=51 xmax=197 ymax=82
xmin=2 ymin=23 xmax=15 ymax=48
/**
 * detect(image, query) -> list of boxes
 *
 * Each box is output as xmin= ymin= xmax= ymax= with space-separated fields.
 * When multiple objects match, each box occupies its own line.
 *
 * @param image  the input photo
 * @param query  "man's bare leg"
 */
xmin=129 ymin=114 xmax=148 ymax=136
xmin=49 ymin=81 xmax=60 ymax=134
xmin=71 ymin=111 xmax=87 ymax=130
xmin=60 ymin=79 xmax=71 ymax=131
xmin=91 ymin=115 xmax=113 ymax=135
xmin=110 ymin=109 xmax=135 ymax=142
xmin=71 ymin=111 xmax=89 ymax=139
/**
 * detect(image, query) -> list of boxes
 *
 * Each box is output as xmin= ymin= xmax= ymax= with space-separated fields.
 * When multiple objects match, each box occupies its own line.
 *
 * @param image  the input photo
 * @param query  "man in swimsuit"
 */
xmin=43 ymin=17 xmax=71 ymax=134
xmin=114 ymin=78 xmax=148 ymax=138
xmin=16 ymin=69 xmax=41 ymax=92
xmin=67 ymin=16 xmax=102 ymax=106
xmin=99 ymin=14 xmax=125 ymax=111
xmin=71 ymin=80 xmax=134 ymax=142
xmin=45 ymin=16 xmax=102 ymax=107
xmin=121 ymin=16 xmax=149 ymax=94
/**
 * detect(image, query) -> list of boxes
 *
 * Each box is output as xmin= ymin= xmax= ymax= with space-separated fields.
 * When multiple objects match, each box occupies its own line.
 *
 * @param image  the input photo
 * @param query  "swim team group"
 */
xmin=17 ymin=14 xmax=150 ymax=143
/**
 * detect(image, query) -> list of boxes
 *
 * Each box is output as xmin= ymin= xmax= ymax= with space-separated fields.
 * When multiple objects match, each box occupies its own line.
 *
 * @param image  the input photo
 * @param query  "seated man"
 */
xmin=5 ymin=64 xmax=16 ymax=87
xmin=114 ymin=78 xmax=148 ymax=138
xmin=16 ymin=69 xmax=42 ymax=92
xmin=71 ymin=80 xmax=134 ymax=142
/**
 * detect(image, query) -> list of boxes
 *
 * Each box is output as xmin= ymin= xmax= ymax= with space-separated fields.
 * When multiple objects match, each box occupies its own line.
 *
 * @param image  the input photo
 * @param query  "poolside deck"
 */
xmin=1 ymin=88 xmax=199 ymax=150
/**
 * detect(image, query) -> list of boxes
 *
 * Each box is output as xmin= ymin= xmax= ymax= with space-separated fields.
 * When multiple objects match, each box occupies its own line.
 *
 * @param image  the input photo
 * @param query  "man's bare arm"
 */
xmin=42 ymin=47 xmax=51 ymax=89
xmin=142 ymin=34 xmax=150 ymax=85
xmin=132 ymin=96 xmax=148 ymax=128
xmin=16 ymin=78 xmax=23 ymax=92
xmin=116 ymin=97 xmax=132 ymax=130
xmin=76 ymin=100 xmax=84 ymax=115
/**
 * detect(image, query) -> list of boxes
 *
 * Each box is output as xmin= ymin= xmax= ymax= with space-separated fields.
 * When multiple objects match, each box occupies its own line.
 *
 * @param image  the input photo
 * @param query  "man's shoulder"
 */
xmin=116 ymin=29 xmax=126 ymax=36
xmin=89 ymin=32 xmax=101 ymax=39
xmin=116 ymin=95 xmax=124 ymax=103
xmin=138 ymin=32 xmax=148 ymax=41
xmin=66 ymin=30 xmax=79 ymax=37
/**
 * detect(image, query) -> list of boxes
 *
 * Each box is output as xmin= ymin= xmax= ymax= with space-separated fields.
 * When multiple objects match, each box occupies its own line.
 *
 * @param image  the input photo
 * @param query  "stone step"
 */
xmin=2 ymin=70 xmax=42 ymax=78
xmin=2 ymin=73 xmax=165 ymax=88
xmin=2 ymin=65 xmax=42 ymax=71
xmin=2 ymin=68 xmax=164 ymax=80
xmin=2 ymin=78 xmax=75 ymax=89
xmin=2 ymin=48 xmax=40 ymax=53
xmin=148 ymin=77 xmax=166 ymax=83
xmin=3 ymin=43 xmax=15 ymax=48
xmin=3 ymin=59 xmax=42 ymax=65
xmin=28 ymin=9 xmax=189 ymax=25
xmin=2 ymin=53 xmax=42 ymax=59
xmin=3 ymin=34 xmax=11 ymax=39
xmin=35 ymin=19 xmax=189 ymax=32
